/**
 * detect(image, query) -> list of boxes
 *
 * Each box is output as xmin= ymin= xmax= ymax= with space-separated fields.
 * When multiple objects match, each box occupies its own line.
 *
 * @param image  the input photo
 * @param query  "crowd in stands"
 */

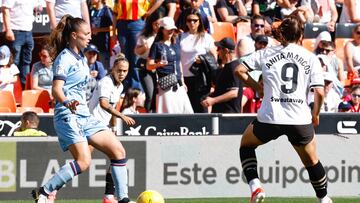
xmin=1 ymin=0 xmax=360 ymax=114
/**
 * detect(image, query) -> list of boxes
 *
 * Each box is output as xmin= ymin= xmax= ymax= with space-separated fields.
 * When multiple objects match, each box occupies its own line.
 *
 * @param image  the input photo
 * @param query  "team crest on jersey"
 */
xmin=56 ymin=65 xmax=65 ymax=75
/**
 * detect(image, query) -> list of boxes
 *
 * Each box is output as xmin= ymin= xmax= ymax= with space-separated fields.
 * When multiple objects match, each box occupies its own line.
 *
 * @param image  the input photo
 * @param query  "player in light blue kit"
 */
xmin=32 ymin=15 xmax=132 ymax=203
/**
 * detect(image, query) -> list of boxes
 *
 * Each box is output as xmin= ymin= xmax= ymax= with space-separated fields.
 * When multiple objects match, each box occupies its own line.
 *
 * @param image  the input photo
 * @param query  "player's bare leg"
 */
xmin=293 ymin=137 xmax=332 ymax=203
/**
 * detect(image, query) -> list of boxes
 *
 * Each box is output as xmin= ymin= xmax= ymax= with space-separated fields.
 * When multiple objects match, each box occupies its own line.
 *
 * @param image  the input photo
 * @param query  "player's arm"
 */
xmin=52 ymin=80 xmax=79 ymax=113
xmin=312 ymin=87 xmax=325 ymax=127
xmin=234 ymin=63 xmax=263 ymax=97
xmin=99 ymin=98 xmax=135 ymax=126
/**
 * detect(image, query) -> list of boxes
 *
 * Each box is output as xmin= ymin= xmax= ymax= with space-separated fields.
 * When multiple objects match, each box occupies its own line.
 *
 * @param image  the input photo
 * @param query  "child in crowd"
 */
xmin=14 ymin=111 xmax=47 ymax=136
xmin=0 ymin=45 xmax=20 ymax=92
xmin=121 ymin=88 xmax=145 ymax=114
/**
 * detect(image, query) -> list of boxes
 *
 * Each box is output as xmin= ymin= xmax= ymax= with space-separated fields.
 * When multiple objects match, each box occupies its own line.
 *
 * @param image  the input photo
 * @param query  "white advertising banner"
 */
xmin=139 ymin=134 xmax=360 ymax=198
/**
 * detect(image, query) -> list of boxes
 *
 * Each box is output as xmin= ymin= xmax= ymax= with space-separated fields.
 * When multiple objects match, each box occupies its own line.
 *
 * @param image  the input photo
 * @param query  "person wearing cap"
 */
xmin=179 ymin=9 xmax=217 ymax=113
xmin=0 ymin=45 xmax=20 ymax=92
xmin=254 ymin=35 xmax=268 ymax=51
xmin=201 ymin=37 xmax=243 ymax=113
xmin=148 ymin=17 xmax=194 ymax=113
xmin=84 ymin=44 xmax=107 ymax=101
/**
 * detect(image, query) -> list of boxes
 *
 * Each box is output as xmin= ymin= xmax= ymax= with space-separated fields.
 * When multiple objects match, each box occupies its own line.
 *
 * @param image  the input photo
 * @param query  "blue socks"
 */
xmin=110 ymin=159 xmax=128 ymax=200
xmin=43 ymin=161 xmax=81 ymax=193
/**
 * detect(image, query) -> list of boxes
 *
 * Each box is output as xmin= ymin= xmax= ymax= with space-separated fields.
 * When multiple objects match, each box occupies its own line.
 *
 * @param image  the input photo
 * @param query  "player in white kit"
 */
xmin=234 ymin=16 xmax=332 ymax=203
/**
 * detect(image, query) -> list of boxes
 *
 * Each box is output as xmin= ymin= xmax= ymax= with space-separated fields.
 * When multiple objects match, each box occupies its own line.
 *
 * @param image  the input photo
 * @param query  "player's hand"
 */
xmin=312 ymin=114 xmax=320 ymax=127
xmin=120 ymin=115 xmax=136 ymax=126
xmin=64 ymin=99 xmax=79 ymax=114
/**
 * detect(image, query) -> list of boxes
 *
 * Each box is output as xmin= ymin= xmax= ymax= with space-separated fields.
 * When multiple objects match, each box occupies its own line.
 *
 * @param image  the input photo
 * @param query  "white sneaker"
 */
xmin=37 ymin=194 xmax=48 ymax=203
xmin=250 ymin=187 xmax=265 ymax=203
xmin=318 ymin=196 xmax=333 ymax=203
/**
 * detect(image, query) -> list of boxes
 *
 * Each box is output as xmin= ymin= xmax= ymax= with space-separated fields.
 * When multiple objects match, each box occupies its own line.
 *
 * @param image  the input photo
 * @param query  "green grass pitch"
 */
xmin=1 ymin=197 xmax=360 ymax=203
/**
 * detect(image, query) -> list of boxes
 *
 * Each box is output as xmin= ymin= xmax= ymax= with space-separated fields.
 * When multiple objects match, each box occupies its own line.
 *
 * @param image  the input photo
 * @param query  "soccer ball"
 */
xmin=136 ymin=190 xmax=164 ymax=203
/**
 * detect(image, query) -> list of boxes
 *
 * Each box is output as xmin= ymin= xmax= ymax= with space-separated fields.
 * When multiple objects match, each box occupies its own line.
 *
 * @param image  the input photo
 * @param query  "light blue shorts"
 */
xmin=54 ymin=114 xmax=108 ymax=151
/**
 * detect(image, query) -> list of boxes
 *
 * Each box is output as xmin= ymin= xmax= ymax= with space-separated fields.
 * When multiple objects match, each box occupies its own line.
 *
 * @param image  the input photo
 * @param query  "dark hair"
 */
xmin=183 ymin=9 xmax=205 ymax=43
xmin=141 ymin=12 xmax=164 ymax=38
xmin=49 ymin=14 xmax=87 ymax=58
xmin=272 ymin=16 xmax=304 ymax=46
xmin=353 ymin=24 xmax=360 ymax=35
xmin=21 ymin=111 xmax=40 ymax=125
xmin=154 ymin=27 xmax=178 ymax=44
xmin=121 ymin=88 xmax=141 ymax=111
xmin=251 ymin=15 xmax=265 ymax=25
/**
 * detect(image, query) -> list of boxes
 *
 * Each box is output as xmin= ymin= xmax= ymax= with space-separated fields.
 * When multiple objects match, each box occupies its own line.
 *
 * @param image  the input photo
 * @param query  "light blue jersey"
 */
xmin=53 ymin=48 xmax=91 ymax=118
xmin=52 ymin=48 xmax=108 ymax=151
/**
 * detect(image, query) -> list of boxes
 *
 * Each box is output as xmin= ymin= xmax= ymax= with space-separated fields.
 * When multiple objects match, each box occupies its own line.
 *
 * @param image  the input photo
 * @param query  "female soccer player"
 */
xmin=32 ymin=15 xmax=132 ymax=203
xmin=234 ymin=16 xmax=332 ymax=203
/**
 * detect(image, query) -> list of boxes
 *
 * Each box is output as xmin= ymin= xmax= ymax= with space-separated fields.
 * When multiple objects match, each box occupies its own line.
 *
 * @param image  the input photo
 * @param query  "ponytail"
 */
xmin=49 ymin=14 xmax=87 ymax=58
xmin=272 ymin=16 xmax=304 ymax=46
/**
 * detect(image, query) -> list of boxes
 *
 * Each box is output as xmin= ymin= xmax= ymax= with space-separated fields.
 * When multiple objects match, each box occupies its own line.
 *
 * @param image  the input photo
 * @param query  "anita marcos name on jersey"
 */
xmin=265 ymin=52 xmax=311 ymax=75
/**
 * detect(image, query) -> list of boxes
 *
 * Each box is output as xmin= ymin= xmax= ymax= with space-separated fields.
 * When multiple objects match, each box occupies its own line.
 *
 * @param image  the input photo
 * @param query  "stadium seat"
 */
xmin=304 ymin=23 xmax=329 ymax=39
xmin=212 ymin=22 xmax=236 ymax=43
xmin=0 ymin=91 xmax=17 ymax=112
xmin=21 ymin=90 xmax=51 ymax=113
xmin=236 ymin=22 xmax=251 ymax=41
xmin=13 ymin=76 xmax=22 ymax=105
xmin=0 ymin=107 xmax=11 ymax=113
xmin=16 ymin=107 xmax=44 ymax=113
xmin=335 ymin=23 xmax=357 ymax=38
xmin=335 ymin=38 xmax=352 ymax=62
xmin=302 ymin=38 xmax=317 ymax=52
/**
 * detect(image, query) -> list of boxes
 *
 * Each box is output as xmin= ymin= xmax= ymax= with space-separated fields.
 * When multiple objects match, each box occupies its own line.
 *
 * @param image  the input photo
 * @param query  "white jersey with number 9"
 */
xmin=242 ymin=43 xmax=324 ymax=125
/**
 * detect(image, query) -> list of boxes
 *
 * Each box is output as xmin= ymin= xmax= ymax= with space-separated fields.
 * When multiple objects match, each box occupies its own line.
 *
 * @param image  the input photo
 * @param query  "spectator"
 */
xmin=176 ymin=0 xmax=218 ymax=33
xmin=201 ymin=37 xmax=243 ymax=113
xmin=242 ymin=74 xmax=263 ymax=113
xmin=215 ymin=0 xmax=247 ymax=23
xmin=339 ymin=0 xmax=360 ymax=23
xmin=31 ymin=45 xmax=54 ymax=94
xmin=301 ymin=0 xmax=338 ymax=31
xmin=45 ymin=0 xmax=90 ymax=29
xmin=309 ymin=72 xmax=342 ymax=112
xmin=180 ymin=9 xmax=217 ymax=113
xmin=89 ymin=0 xmax=113 ymax=70
xmin=84 ymin=44 xmax=107 ymax=101
xmin=135 ymin=12 xmax=164 ymax=113
xmin=338 ymin=100 xmax=352 ymax=112
xmin=254 ymin=34 xmax=268 ymax=50
xmin=14 ymin=111 xmax=47 ymax=136
xmin=147 ymin=17 xmax=194 ymax=113
xmin=2 ymin=0 xmax=39 ymax=88
xmin=113 ymin=0 xmax=149 ymax=91
xmin=344 ymin=24 xmax=360 ymax=78
xmin=346 ymin=86 xmax=360 ymax=112
xmin=315 ymin=42 xmax=345 ymax=97
xmin=121 ymin=88 xmax=145 ymax=114
xmin=237 ymin=15 xmax=267 ymax=50
xmin=0 ymin=45 xmax=20 ymax=92
xmin=252 ymin=0 xmax=278 ymax=27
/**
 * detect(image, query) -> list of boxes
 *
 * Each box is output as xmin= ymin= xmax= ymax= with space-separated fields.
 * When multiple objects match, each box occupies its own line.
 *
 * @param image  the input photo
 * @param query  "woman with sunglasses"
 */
xmin=180 ymin=9 xmax=217 ymax=112
xmin=344 ymin=24 xmax=360 ymax=78
xmin=147 ymin=17 xmax=194 ymax=113
xmin=346 ymin=86 xmax=360 ymax=112
xmin=31 ymin=45 xmax=54 ymax=94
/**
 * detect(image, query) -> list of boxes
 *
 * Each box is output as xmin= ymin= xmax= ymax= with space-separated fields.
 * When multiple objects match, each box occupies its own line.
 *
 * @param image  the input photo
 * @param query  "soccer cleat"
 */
xmin=318 ymin=196 xmax=333 ymax=203
xmin=118 ymin=197 xmax=136 ymax=203
xmin=31 ymin=188 xmax=49 ymax=203
xmin=103 ymin=196 xmax=117 ymax=203
xmin=250 ymin=187 xmax=265 ymax=203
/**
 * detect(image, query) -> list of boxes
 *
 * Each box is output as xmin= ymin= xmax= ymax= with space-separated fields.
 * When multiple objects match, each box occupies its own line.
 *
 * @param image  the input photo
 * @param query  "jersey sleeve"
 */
xmin=53 ymin=55 xmax=69 ymax=81
xmin=309 ymin=56 xmax=325 ymax=88
xmin=97 ymin=77 xmax=113 ymax=100
xmin=241 ymin=51 xmax=261 ymax=71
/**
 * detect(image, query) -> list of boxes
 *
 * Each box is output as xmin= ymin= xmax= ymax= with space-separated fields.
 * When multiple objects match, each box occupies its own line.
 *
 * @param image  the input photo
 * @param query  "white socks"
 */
xmin=249 ymin=178 xmax=262 ymax=192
